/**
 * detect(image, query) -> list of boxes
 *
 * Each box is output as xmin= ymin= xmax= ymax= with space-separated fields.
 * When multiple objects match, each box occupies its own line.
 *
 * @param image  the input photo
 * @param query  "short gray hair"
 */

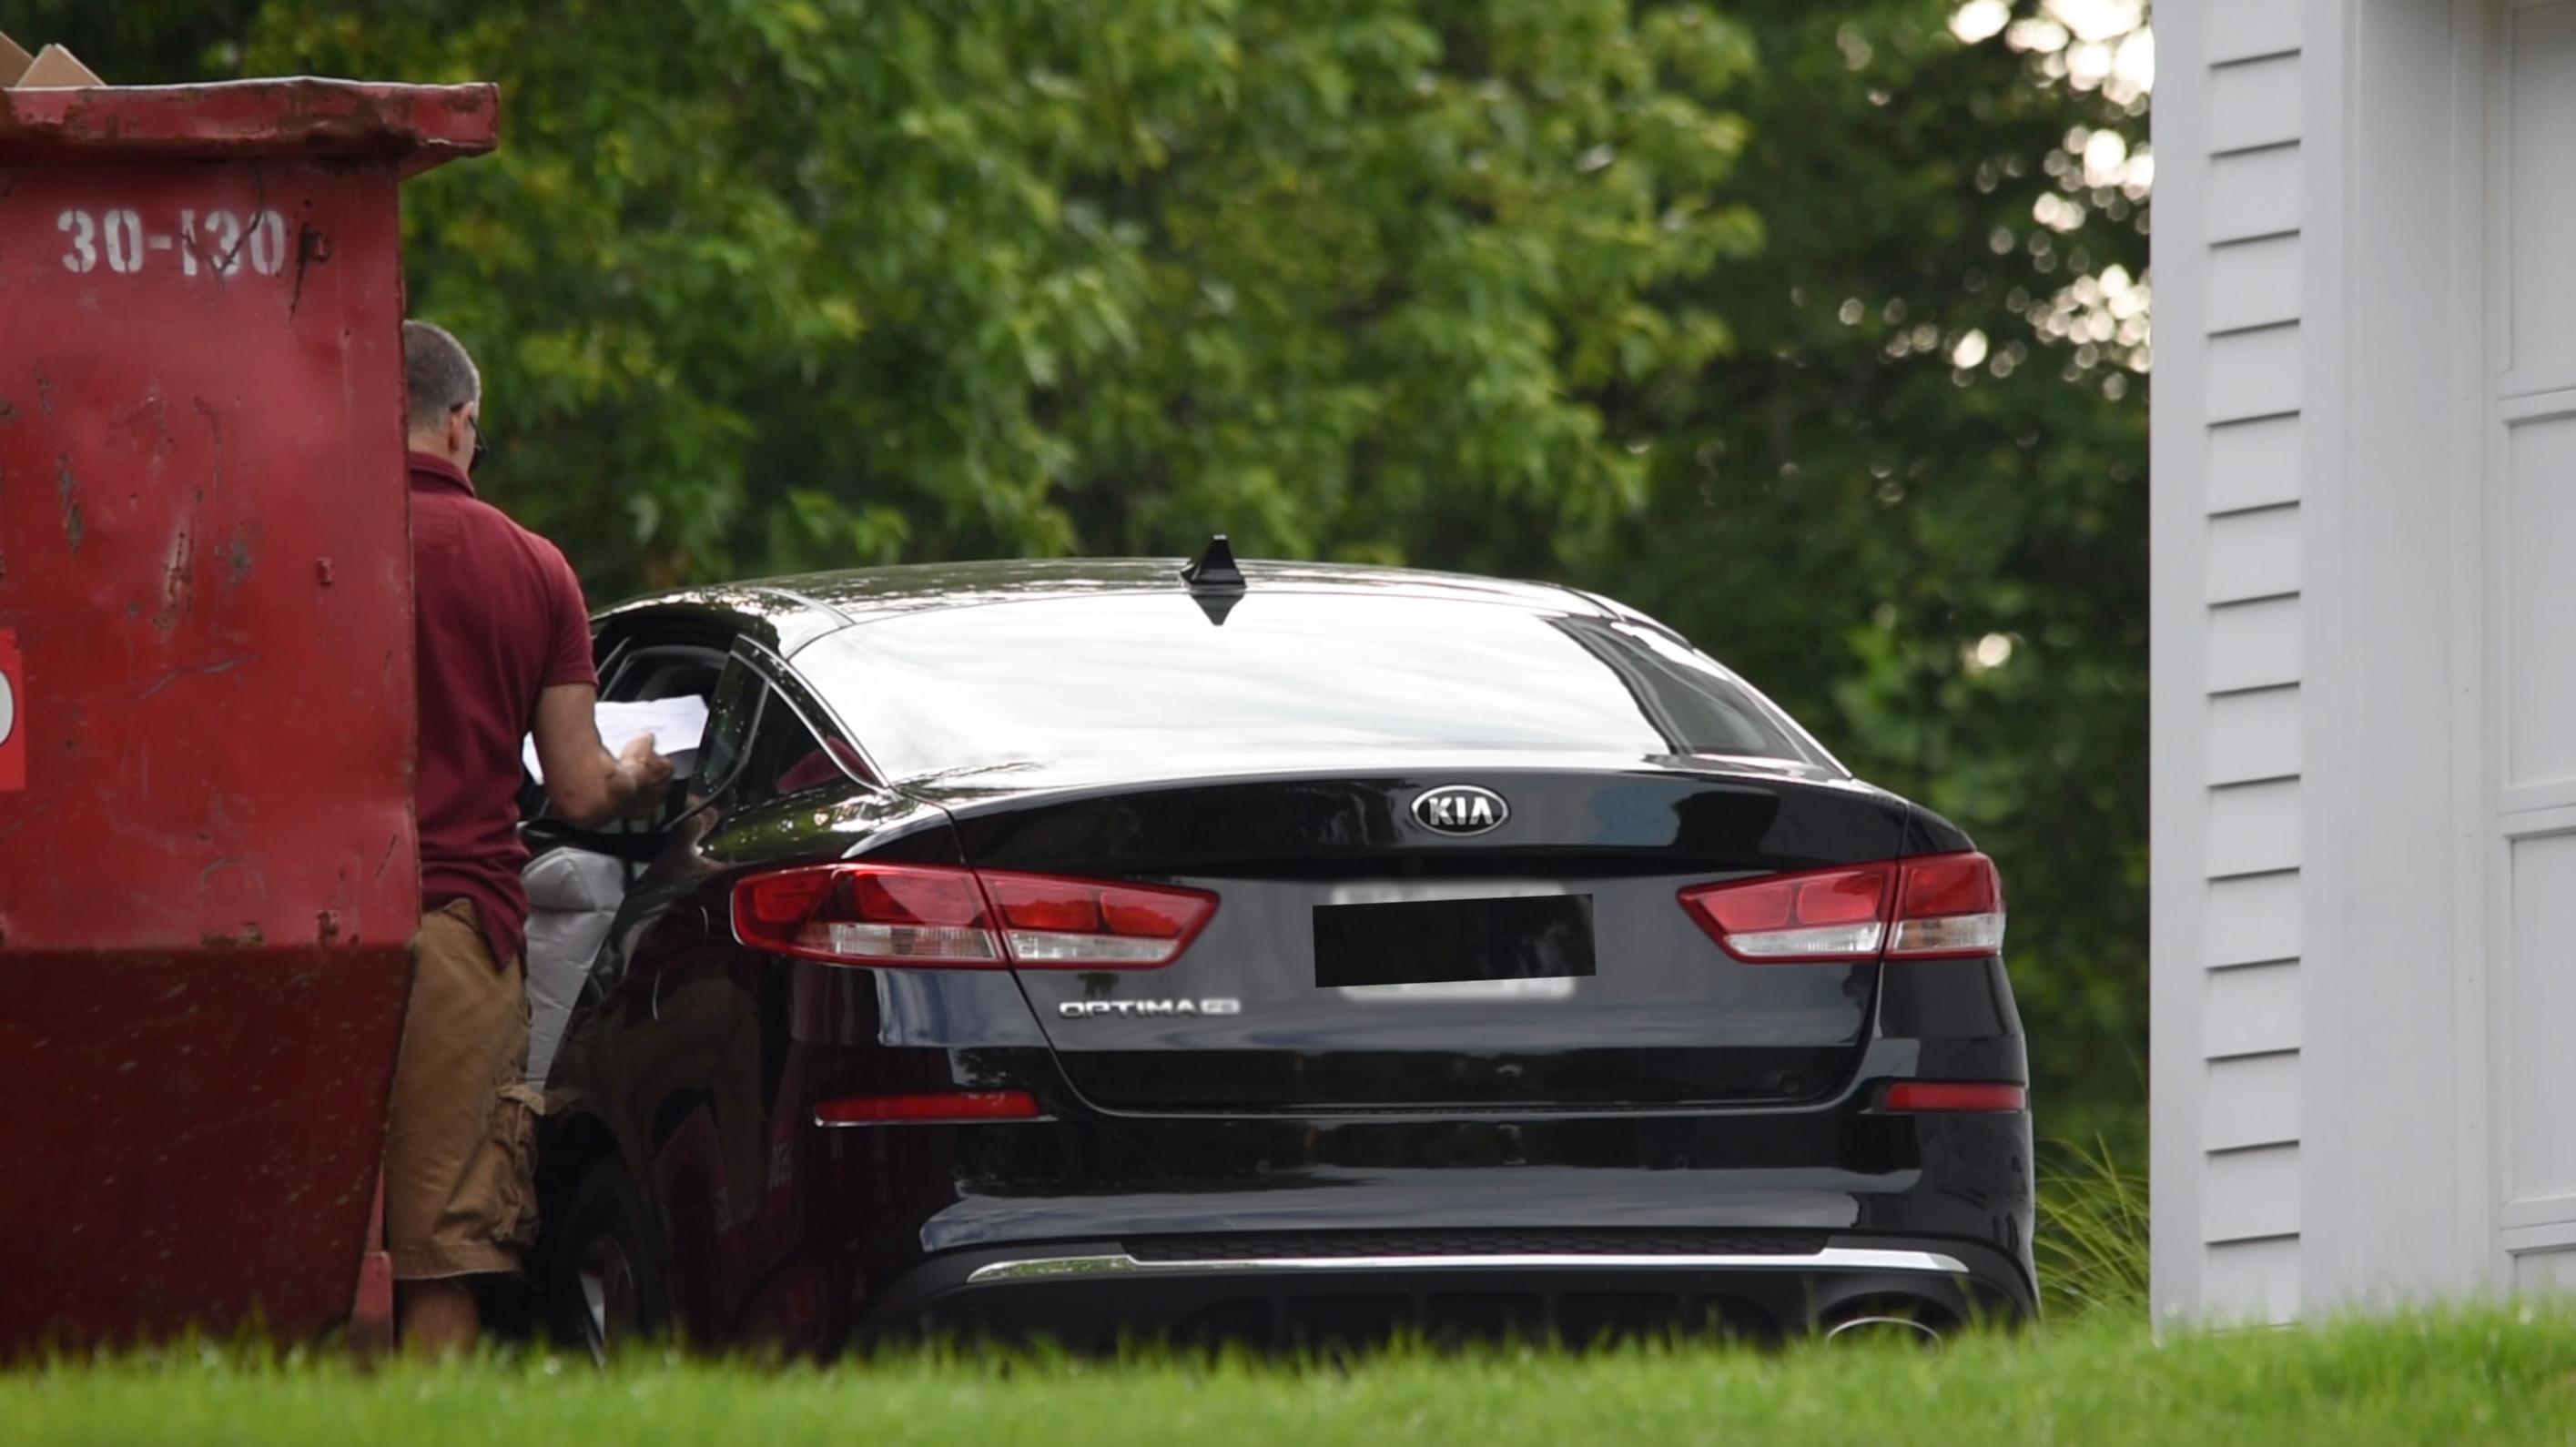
xmin=402 ymin=319 xmax=482 ymax=433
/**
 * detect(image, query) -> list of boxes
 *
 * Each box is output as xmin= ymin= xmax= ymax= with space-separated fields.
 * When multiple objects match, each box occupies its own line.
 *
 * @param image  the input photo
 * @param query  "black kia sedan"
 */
xmin=527 ymin=549 xmax=2033 ymax=1358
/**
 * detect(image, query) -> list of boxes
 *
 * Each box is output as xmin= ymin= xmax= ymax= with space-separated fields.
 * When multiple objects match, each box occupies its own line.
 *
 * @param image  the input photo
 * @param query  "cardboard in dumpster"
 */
xmin=17 ymin=47 xmax=104 ymax=88
xmin=0 ymin=26 xmax=104 ymax=89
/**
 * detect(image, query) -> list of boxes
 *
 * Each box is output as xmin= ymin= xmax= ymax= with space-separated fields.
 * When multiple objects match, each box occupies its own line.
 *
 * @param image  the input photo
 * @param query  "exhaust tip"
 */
xmin=1820 ymin=1311 xmax=1943 ymax=1347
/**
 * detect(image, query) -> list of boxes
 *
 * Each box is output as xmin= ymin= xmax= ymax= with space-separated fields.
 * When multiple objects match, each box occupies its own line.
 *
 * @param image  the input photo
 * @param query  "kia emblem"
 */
xmin=1412 ymin=784 xmax=1507 ymax=836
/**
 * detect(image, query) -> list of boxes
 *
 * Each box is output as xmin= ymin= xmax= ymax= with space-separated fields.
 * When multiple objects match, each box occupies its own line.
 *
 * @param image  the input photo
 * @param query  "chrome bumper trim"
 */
xmin=964 ymin=1246 xmax=1967 ymax=1285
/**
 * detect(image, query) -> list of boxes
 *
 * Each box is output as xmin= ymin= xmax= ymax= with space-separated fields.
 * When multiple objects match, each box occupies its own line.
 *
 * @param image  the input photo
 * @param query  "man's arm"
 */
xmin=532 ymin=683 xmax=674 ymax=827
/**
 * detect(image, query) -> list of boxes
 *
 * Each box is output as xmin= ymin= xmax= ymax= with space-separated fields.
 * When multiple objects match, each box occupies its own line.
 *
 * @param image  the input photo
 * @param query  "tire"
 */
xmin=546 ymin=1157 xmax=670 ymax=1363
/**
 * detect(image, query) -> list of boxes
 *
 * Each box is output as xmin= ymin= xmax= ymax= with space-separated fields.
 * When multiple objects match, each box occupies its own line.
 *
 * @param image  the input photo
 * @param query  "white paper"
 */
xmin=522 ymin=696 xmax=709 ymax=784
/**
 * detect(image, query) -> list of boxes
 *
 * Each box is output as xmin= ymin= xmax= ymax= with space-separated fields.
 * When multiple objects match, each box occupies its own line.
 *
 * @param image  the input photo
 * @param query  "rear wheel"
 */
xmin=546 ymin=1158 xmax=668 ymax=1363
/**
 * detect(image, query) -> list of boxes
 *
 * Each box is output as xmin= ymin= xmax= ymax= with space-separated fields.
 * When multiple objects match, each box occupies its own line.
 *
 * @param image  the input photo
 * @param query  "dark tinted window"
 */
xmin=795 ymin=592 xmax=1823 ymax=779
xmin=607 ymin=651 xmax=721 ymax=706
xmin=692 ymin=660 xmax=766 ymax=794
xmin=729 ymin=683 xmax=871 ymax=805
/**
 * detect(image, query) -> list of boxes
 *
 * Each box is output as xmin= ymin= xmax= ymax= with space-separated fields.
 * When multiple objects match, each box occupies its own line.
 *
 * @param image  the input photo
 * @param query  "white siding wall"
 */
xmin=2155 ymin=0 xmax=2576 ymax=1318
xmin=2151 ymin=0 xmax=2311 ymax=1325
xmin=2483 ymin=0 xmax=2576 ymax=1292
xmin=2158 ymin=0 xmax=2575 ymax=1320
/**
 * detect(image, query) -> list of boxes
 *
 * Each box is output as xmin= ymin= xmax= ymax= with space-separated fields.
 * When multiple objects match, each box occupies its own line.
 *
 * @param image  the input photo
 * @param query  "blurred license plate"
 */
xmin=1315 ymin=885 xmax=1594 ymax=997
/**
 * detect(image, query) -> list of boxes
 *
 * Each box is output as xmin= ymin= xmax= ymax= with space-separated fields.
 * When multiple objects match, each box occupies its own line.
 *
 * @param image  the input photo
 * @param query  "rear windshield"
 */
xmin=794 ymin=592 xmax=1824 ymax=779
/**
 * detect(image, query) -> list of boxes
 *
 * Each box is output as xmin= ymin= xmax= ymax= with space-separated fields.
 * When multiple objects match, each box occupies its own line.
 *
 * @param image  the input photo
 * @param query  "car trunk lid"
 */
xmin=927 ymin=755 xmax=1912 ymax=1113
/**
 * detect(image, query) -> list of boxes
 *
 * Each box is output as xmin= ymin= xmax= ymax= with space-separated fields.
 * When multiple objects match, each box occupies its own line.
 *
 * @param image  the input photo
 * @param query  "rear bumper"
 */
xmin=766 ymin=1066 xmax=2037 ymax=1352
xmin=851 ymin=1232 xmax=2033 ymax=1350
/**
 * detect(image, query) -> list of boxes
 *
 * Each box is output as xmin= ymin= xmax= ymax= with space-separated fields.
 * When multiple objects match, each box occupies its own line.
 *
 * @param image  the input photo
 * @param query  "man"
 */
xmin=386 ymin=320 xmax=674 ymax=1354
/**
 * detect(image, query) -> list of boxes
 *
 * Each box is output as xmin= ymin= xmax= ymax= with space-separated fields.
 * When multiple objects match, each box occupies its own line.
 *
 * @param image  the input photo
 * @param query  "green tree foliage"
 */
xmin=25 ymin=0 xmax=2146 ymax=1141
xmin=29 ymin=0 xmax=1764 ymax=587
xmin=1613 ymin=0 xmax=2149 ymax=1148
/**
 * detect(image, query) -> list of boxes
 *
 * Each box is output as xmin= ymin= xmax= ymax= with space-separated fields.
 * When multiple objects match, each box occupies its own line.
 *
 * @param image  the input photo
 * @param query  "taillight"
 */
xmin=734 ymin=863 xmax=1003 ymax=966
xmin=1881 ymin=1081 xmax=2026 ymax=1113
xmin=1679 ymin=852 xmax=2004 ymax=964
xmin=1678 ymin=862 xmax=1895 ymax=961
xmin=1886 ymin=852 xmax=2006 ymax=958
xmin=982 ymin=871 xmax=1217 ymax=966
xmin=813 ymin=1090 xmax=1043 ymax=1126
xmin=730 ymin=862 xmax=1216 ymax=969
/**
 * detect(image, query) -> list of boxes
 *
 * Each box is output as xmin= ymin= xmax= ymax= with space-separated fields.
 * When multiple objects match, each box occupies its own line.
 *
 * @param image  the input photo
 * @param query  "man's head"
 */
xmin=403 ymin=320 xmax=484 ymax=475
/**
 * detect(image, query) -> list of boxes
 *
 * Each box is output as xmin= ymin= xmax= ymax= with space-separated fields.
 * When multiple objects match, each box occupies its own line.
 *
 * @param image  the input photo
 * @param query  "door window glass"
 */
xmin=731 ymin=687 xmax=845 ymax=808
xmin=692 ymin=661 xmax=766 ymax=796
xmin=603 ymin=646 xmax=724 ymax=706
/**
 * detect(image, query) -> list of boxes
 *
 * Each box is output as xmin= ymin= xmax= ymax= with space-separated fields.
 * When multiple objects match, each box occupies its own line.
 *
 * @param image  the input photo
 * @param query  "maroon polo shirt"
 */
xmin=411 ymin=450 xmax=597 ymax=966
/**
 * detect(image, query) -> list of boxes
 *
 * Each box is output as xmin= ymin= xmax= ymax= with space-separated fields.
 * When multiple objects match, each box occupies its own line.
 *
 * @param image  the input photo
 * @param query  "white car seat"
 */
xmin=521 ymin=846 xmax=628 ymax=1086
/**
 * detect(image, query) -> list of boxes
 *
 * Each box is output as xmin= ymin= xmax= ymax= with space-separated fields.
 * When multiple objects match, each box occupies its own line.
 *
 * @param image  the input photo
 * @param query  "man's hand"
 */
xmin=533 ymin=684 xmax=678 ymax=827
xmin=617 ymin=731 xmax=677 ymax=819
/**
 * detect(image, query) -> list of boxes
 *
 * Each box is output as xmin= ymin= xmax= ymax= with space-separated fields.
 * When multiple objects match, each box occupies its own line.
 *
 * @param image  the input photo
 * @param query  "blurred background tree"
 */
xmin=1615 ymin=0 xmax=2150 ymax=1154
xmin=25 ymin=0 xmax=2147 ymax=1150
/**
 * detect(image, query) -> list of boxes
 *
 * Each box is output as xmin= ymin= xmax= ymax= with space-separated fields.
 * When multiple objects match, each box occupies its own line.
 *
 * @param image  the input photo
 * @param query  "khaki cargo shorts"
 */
xmin=383 ymin=899 xmax=543 ymax=1280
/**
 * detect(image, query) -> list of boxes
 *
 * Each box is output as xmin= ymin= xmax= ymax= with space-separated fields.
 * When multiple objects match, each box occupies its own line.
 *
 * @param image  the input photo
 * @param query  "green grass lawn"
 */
xmin=8 ymin=1304 xmax=2573 ymax=1446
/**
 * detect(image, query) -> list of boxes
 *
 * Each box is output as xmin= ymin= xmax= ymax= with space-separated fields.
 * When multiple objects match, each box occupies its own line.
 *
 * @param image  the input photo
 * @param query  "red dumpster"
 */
xmin=0 ymin=79 xmax=498 ymax=1350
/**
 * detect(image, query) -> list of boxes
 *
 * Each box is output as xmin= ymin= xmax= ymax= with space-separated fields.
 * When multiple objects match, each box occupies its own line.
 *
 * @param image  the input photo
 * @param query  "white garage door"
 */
xmin=2486 ymin=0 xmax=2576 ymax=1290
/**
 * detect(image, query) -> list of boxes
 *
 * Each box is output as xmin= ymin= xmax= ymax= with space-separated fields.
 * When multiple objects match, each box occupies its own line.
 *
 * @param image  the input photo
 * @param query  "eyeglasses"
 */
xmin=458 ymin=402 xmax=492 ymax=472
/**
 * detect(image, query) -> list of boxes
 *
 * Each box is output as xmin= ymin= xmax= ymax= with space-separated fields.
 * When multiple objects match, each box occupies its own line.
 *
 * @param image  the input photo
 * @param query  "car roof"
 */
xmin=594 ymin=557 xmax=1617 ymax=656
